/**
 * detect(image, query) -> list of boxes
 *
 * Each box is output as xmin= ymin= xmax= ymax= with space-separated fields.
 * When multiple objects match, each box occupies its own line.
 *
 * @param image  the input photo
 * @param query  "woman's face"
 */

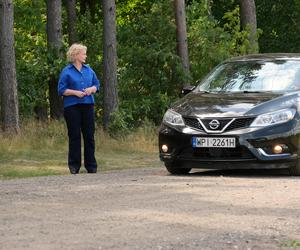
xmin=76 ymin=49 xmax=87 ymax=64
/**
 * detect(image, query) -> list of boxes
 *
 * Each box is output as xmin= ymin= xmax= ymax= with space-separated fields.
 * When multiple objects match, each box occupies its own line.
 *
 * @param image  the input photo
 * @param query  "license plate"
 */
xmin=192 ymin=137 xmax=236 ymax=148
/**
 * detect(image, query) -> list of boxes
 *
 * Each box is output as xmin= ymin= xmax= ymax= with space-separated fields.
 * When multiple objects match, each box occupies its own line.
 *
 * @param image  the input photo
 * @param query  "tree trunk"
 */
xmin=0 ymin=0 xmax=20 ymax=133
xmin=239 ymin=0 xmax=258 ymax=53
xmin=174 ymin=0 xmax=190 ymax=83
xmin=66 ymin=0 xmax=78 ymax=45
xmin=102 ymin=0 xmax=118 ymax=130
xmin=46 ymin=0 xmax=64 ymax=119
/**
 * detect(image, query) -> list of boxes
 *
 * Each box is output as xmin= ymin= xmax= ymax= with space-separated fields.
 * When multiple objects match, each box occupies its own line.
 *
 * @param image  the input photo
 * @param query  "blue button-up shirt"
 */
xmin=58 ymin=64 xmax=100 ymax=108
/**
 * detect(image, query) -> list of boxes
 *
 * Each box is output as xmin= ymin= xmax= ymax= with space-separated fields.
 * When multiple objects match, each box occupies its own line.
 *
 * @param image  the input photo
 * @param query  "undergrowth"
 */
xmin=0 ymin=119 xmax=160 ymax=179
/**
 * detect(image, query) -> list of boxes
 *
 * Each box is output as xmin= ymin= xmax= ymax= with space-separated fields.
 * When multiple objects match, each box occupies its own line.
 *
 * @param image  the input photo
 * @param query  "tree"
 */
xmin=102 ymin=0 xmax=118 ymax=130
xmin=116 ymin=1 xmax=185 ymax=129
xmin=174 ymin=0 xmax=190 ymax=82
xmin=0 ymin=0 xmax=20 ymax=133
xmin=46 ymin=0 xmax=64 ymax=119
xmin=238 ymin=0 xmax=258 ymax=53
xmin=79 ymin=0 xmax=98 ymax=22
xmin=256 ymin=0 xmax=300 ymax=53
xmin=65 ymin=0 xmax=78 ymax=45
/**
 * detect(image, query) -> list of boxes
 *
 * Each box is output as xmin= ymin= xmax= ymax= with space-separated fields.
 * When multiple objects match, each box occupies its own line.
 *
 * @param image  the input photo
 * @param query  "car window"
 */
xmin=198 ymin=60 xmax=300 ymax=93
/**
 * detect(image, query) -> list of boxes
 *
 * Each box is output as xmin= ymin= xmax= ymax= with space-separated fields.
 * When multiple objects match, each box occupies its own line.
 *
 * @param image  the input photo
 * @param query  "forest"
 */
xmin=1 ymin=0 xmax=300 ymax=134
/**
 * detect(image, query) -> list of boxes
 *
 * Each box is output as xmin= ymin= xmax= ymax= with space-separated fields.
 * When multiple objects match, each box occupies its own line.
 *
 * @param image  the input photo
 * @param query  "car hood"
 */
xmin=171 ymin=92 xmax=299 ymax=118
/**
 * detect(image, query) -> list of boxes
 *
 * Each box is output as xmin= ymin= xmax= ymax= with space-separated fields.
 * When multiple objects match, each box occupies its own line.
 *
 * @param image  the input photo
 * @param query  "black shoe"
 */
xmin=87 ymin=169 xmax=97 ymax=173
xmin=69 ymin=168 xmax=79 ymax=174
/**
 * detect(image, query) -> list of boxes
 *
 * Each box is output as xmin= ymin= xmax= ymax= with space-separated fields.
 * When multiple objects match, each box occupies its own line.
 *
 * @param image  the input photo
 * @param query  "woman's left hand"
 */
xmin=83 ymin=86 xmax=97 ymax=96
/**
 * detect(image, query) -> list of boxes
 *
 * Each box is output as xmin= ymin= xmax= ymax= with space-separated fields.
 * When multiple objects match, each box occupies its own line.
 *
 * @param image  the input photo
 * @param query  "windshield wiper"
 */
xmin=242 ymin=90 xmax=263 ymax=93
xmin=198 ymin=90 xmax=211 ymax=94
xmin=242 ymin=90 xmax=276 ymax=93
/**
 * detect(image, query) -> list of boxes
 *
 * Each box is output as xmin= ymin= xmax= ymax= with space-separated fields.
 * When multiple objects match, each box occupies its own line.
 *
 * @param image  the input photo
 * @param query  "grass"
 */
xmin=0 ymin=120 xmax=162 ymax=179
xmin=281 ymin=239 xmax=300 ymax=248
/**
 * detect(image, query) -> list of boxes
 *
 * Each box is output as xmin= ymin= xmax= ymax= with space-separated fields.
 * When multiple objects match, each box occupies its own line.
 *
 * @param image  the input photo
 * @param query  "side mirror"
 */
xmin=181 ymin=85 xmax=196 ymax=97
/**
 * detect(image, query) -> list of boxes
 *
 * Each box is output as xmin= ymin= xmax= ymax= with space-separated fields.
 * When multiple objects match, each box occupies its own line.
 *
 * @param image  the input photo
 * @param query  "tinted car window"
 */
xmin=198 ymin=60 xmax=300 ymax=93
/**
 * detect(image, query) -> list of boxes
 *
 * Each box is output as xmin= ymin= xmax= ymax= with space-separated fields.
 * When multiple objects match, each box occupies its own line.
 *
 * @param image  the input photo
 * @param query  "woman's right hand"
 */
xmin=63 ymin=89 xmax=87 ymax=98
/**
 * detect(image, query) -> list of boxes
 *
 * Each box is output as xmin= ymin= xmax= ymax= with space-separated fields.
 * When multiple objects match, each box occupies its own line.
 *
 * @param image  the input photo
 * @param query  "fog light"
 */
xmin=273 ymin=144 xmax=284 ymax=154
xmin=162 ymin=144 xmax=168 ymax=153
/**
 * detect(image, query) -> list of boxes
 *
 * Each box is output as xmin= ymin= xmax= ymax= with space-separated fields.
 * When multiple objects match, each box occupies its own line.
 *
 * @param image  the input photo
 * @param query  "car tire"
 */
xmin=289 ymin=161 xmax=300 ymax=176
xmin=164 ymin=162 xmax=191 ymax=175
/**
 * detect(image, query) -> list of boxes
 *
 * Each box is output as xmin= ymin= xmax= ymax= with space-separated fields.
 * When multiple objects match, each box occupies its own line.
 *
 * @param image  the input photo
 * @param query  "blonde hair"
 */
xmin=66 ymin=43 xmax=87 ymax=63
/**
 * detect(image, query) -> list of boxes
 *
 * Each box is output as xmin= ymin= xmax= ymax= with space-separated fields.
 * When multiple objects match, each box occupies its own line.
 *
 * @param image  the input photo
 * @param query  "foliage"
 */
xmin=222 ymin=6 xmax=261 ymax=55
xmin=187 ymin=0 xmax=251 ymax=82
xmin=77 ymin=10 xmax=103 ymax=71
xmin=211 ymin=0 xmax=237 ymax=26
xmin=211 ymin=0 xmax=300 ymax=53
xmin=107 ymin=109 xmax=134 ymax=136
xmin=76 ymin=10 xmax=104 ymax=120
xmin=116 ymin=0 xmax=185 ymax=131
xmin=256 ymin=0 xmax=300 ymax=53
xmin=13 ymin=0 xmax=295 ymax=130
xmin=14 ymin=0 xmax=49 ymax=117
xmin=111 ymin=0 xmax=257 ymax=133
xmin=116 ymin=0 xmax=153 ymax=25
xmin=14 ymin=0 xmax=68 ymax=118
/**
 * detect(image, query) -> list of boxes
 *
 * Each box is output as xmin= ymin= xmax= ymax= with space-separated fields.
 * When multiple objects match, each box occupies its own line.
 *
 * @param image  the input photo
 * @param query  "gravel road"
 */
xmin=1 ymin=167 xmax=300 ymax=250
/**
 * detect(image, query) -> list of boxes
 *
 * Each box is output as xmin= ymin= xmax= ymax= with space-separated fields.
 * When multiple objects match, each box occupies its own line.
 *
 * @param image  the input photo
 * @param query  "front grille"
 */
xmin=178 ymin=145 xmax=255 ymax=160
xmin=225 ymin=117 xmax=255 ymax=131
xmin=192 ymin=146 xmax=254 ymax=159
xmin=183 ymin=117 xmax=255 ymax=132
xmin=183 ymin=117 xmax=204 ymax=131
xmin=201 ymin=118 xmax=232 ymax=131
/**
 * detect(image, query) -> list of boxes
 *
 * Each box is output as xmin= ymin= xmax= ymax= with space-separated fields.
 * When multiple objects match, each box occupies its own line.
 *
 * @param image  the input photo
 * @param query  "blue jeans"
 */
xmin=64 ymin=104 xmax=97 ymax=173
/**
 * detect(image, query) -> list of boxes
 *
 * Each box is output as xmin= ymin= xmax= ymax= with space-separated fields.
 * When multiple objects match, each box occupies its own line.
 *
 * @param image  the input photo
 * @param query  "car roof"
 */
xmin=226 ymin=53 xmax=300 ymax=62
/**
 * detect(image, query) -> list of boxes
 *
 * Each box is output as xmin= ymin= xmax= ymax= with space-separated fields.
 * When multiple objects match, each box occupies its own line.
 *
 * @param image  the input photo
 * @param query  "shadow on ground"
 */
xmin=186 ymin=168 xmax=295 ymax=178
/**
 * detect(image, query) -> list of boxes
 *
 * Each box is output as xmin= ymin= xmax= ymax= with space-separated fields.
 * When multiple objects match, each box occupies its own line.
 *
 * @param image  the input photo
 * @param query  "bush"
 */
xmin=187 ymin=1 xmax=253 ymax=82
xmin=117 ymin=1 xmax=185 ymax=130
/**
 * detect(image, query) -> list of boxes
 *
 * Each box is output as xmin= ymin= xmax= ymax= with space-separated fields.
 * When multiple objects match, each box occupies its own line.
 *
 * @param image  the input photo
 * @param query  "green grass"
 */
xmin=281 ymin=240 xmax=300 ymax=248
xmin=0 ymin=120 xmax=162 ymax=179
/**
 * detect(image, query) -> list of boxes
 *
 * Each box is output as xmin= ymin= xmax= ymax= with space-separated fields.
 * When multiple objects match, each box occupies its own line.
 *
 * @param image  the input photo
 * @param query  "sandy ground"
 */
xmin=1 ymin=167 xmax=300 ymax=250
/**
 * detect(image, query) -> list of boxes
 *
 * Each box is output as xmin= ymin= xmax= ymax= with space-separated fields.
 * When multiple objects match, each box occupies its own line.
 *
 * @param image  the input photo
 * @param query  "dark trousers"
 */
xmin=64 ymin=104 xmax=97 ymax=174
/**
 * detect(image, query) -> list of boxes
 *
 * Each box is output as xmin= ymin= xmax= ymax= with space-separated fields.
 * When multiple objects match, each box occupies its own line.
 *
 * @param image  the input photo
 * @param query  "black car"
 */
xmin=159 ymin=54 xmax=300 ymax=175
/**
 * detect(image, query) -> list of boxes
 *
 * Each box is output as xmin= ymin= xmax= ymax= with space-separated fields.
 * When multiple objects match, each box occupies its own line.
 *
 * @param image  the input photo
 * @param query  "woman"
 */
xmin=58 ymin=43 xmax=100 ymax=174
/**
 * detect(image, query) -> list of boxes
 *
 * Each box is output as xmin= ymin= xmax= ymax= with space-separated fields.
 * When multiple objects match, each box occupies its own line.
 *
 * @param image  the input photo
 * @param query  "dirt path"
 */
xmin=1 ymin=167 xmax=300 ymax=250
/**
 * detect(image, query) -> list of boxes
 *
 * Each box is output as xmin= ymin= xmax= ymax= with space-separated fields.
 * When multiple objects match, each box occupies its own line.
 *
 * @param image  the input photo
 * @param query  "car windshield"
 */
xmin=197 ymin=60 xmax=300 ymax=93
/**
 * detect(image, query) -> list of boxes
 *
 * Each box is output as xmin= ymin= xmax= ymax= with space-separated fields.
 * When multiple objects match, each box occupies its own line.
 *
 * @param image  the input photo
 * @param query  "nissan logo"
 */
xmin=209 ymin=119 xmax=220 ymax=130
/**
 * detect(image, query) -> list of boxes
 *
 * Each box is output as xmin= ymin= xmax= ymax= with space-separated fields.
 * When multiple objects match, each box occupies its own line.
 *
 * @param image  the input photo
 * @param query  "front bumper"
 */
xmin=159 ymin=123 xmax=299 ymax=170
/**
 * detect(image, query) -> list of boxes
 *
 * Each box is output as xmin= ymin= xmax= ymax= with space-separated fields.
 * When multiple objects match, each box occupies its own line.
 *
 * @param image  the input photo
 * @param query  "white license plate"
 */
xmin=192 ymin=137 xmax=236 ymax=148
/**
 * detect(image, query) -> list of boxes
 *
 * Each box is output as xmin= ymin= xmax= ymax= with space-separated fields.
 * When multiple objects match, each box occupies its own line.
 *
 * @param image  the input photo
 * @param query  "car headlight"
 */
xmin=250 ymin=108 xmax=296 ymax=127
xmin=163 ymin=109 xmax=184 ymax=126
